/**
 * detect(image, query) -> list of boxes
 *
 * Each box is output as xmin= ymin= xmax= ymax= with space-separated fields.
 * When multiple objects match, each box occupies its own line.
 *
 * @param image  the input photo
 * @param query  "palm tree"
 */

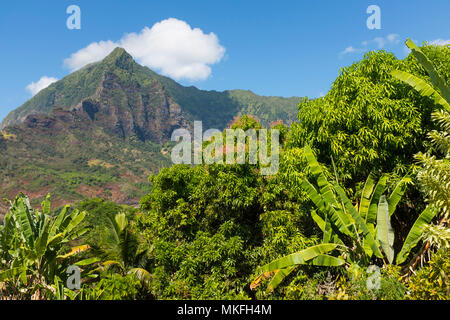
xmin=89 ymin=212 xmax=152 ymax=287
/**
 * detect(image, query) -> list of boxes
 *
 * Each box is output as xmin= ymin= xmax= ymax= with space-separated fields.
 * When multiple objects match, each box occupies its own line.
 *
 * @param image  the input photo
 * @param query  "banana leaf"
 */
xmin=333 ymin=183 xmax=383 ymax=258
xmin=396 ymin=205 xmax=438 ymax=264
xmin=377 ymin=195 xmax=395 ymax=264
xmin=49 ymin=205 xmax=70 ymax=238
xmin=65 ymin=210 xmax=87 ymax=235
xmin=57 ymin=244 xmax=90 ymax=259
xmin=257 ymin=243 xmax=340 ymax=273
xmin=366 ymin=174 xmax=388 ymax=225
xmin=301 ymin=178 xmax=353 ymax=237
xmin=391 ymin=70 xmax=450 ymax=112
xmin=266 ymin=266 xmax=296 ymax=292
xmin=387 ymin=175 xmax=410 ymax=217
xmin=41 ymin=193 xmax=52 ymax=216
xmin=405 ymin=38 xmax=450 ymax=103
xmin=11 ymin=196 xmax=35 ymax=249
xmin=359 ymin=172 xmax=376 ymax=221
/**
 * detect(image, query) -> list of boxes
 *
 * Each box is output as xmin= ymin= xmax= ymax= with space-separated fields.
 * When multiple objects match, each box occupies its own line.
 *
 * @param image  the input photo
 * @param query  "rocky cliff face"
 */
xmin=73 ymin=68 xmax=189 ymax=143
xmin=73 ymin=49 xmax=190 ymax=142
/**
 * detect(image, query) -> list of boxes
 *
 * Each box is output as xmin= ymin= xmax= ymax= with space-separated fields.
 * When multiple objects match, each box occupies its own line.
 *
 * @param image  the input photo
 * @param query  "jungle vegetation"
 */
xmin=0 ymin=40 xmax=449 ymax=300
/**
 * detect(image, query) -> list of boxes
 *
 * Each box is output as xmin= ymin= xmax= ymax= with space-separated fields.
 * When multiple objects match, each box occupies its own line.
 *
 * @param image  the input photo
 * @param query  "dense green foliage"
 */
xmin=136 ymin=163 xmax=297 ymax=299
xmin=408 ymin=249 xmax=449 ymax=300
xmin=1 ymin=41 xmax=449 ymax=300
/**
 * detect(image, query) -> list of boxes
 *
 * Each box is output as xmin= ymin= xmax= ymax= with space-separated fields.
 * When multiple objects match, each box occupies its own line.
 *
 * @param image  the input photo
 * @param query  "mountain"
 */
xmin=1 ymin=48 xmax=303 ymax=134
xmin=0 ymin=48 xmax=303 ymax=214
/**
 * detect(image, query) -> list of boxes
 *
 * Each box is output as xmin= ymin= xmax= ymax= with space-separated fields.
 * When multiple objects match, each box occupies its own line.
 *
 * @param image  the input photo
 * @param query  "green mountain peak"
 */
xmin=103 ymin=47 xmax=135 ymax=70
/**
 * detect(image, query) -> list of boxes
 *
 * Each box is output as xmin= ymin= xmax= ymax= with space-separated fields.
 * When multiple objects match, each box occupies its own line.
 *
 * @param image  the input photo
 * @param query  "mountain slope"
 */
xmin=0 ymin=107 xmax=171 ymax=213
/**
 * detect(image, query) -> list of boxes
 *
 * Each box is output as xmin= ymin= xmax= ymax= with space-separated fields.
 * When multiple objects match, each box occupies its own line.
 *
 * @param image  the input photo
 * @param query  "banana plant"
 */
xmin=298 ymin=146 xmax=411 ymax=262
xmin=399 ymin=205 xmax=440 ymax=263
xmin=251 ymin=146 xmax=412 ymax=292
xmin=342 ymin=168 xmax=438 ymax=268
xmin=390 ymin=38 xmax=448 ymax=264
xmin=0 ymin=193 xmax=89 ymax=298
xmin=391 ymin=39 xmax=450 ymax=112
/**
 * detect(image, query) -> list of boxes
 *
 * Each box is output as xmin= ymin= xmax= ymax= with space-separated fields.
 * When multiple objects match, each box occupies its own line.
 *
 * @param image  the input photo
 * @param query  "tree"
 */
xmin=137 ymin=163 xmax=264 ymax=299
xmin=89 ymin=212 xmax=151 ymax=287
xmin=288 ymin=44 xmax=450 ymax=185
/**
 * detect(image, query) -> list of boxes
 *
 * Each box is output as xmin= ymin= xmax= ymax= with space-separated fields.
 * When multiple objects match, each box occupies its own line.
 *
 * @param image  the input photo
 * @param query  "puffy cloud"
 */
xmin=26 ymin=76 xmax=58 ymax=96
xmin=64 ymin=18 xmax=226 ymax=81
xmin=373 ymin=37 xmax=386 ymax=49
xmin=429 ymin=39 xmax=450 ymax=46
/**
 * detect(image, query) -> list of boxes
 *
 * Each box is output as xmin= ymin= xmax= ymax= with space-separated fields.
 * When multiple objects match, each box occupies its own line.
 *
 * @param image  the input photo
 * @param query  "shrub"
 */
xmin=408 ymin=249 xmax=449 ymax=300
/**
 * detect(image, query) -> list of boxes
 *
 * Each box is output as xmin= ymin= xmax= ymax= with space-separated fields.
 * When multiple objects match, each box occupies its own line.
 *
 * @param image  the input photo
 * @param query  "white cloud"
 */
xmin=26 ymin=76 xmax=58 ymax=96
xmin=64 ymin=18 xmax=226 ymax=81
xmin=386 ymin=34 xmax=400 ymax=44
xmin=339 ymin=46 xmax=363 ymax=57
xmin=341 ymin=46 xmax=357 ymax=55
xmin=371 ymin=34 xmax=400 ymax=49
xmin=373 ymin=37 xmax=386 ymax=49
xmin=429 ymin=39 xmax=450 ymax=46
xmin=340 ymin=34 xmax=401 ymax=57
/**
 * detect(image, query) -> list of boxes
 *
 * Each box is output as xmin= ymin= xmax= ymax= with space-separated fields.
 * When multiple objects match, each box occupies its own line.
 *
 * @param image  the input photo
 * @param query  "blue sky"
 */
xmin=1 ymin=0 xmax=449 ymax=122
